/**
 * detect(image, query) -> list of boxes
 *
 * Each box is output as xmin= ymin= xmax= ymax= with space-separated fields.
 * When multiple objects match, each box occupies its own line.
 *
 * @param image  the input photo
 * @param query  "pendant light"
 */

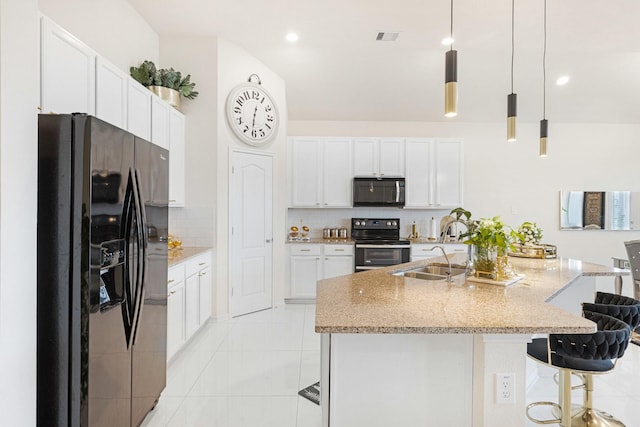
xmin=539 ymin=0 xmax=548 ymax=157
xmin=444 ymin=0 xmax=458 ymax=117
xmin=507 ymin=0 xmax=517 ymax=142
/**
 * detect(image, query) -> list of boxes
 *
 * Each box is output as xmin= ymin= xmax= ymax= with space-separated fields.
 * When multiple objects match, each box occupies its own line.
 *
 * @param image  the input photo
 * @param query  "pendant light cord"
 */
xmin=450 ymin=0 xmax=454 ymax=51
xmin=542 ymin=0 xmax=547 ymax=119
xmin=510 ymin=0 xmax=514 ymax=93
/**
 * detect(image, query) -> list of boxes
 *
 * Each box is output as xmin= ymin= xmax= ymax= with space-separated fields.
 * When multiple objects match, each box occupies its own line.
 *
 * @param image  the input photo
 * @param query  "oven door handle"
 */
xmin=356 ymin=244 xmax=411 ymax=249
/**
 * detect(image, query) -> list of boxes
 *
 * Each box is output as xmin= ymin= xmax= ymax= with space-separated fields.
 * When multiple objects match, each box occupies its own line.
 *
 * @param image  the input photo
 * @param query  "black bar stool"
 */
xmin=526 ymin=311 xmax=631 ymax=426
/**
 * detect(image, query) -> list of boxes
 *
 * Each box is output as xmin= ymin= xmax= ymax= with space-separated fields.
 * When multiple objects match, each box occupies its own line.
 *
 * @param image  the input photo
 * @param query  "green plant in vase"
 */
xmin=464 ymin=216 xmax=521 ymax=279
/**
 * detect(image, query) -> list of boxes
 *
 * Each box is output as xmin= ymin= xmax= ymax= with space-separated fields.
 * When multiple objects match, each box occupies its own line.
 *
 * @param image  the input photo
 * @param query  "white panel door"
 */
xmin=151 ymin=96 xmax=171 ymax=150
xmin=353 ymin=138 xmax=378 ymax=176
xmin=127 ymin=80 xmax=151 ymax=140
xmin=379 ymin=138 xmax=405 ymax=177
xmin=290 ymin=137 xmax=322 ymax=207
xmin=434 ymin=139 xmax=463 ymax=208
xmin=95 ymin=56 xmax=127 ymax=128
xmin=323 ymin=138 xmax=352 ymax=207
xmin=169 ymin=109 xmax=186 ymax=207
xmin=404 ymin=138 xmax=434 ymax=208
xmin=230 ymin=152 xmax=273 ymax=317
xmin=40 ymin=17 xmax=96 ymax=115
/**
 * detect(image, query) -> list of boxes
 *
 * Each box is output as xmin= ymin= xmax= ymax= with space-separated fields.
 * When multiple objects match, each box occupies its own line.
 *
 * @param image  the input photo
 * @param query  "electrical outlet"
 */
xmin=495 ymin=373 xmax=515 ymax=404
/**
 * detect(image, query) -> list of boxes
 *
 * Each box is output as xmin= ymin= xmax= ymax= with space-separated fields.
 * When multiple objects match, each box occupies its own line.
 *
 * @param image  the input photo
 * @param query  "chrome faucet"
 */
xmin=429 ymin=245 xmax=452 ymax=282
xmin=438 ymin=219 xmax=468 ymax=243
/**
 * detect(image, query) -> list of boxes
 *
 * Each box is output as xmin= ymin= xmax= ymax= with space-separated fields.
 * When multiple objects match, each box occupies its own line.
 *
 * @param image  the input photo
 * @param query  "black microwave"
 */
xmin=353 ymin=178 xmax=405 ymax=207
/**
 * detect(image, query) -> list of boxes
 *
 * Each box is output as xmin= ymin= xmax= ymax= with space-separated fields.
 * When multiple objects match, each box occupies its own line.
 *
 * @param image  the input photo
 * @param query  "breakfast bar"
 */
xmin=315 ymin=255 xmax=628 ymax=427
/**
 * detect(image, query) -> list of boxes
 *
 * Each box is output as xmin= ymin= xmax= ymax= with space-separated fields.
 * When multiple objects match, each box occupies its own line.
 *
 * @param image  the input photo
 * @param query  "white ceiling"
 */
xmin=127 ymin=0 xmax=640 ymax=124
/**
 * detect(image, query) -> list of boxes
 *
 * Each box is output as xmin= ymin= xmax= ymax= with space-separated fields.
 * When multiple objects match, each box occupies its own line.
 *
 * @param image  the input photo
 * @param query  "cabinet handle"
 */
xmin=316 ymin=257 xmax=320 ymax=260
xmin=168 ymin=290 xmax=176 ymax=297
xmin=334 ymin=249 xmax=345 ymax=252
xmin=300 ymin=249 xmax=311 ymax=252
xmin=168 ymin=279 xmax=175 ymax=284
xmin=316 ymin=202 xmax=320 ymax=206
xmin=169 ymin=199 xmax=176 ymax=202
xmin=199 ymin=272 xmax=207 ymax=277
xmin=198 ymin=262 xmax=206 ymax=266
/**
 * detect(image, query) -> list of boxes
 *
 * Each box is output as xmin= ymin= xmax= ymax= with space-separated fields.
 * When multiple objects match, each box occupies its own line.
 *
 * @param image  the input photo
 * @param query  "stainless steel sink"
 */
xmin=392 ymin=263 xmax=467 ymax=281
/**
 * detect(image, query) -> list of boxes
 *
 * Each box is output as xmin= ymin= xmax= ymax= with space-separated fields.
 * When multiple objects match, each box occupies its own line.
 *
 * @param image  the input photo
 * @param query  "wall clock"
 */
xmin=226 ymin=74 xmax=279 ymax=146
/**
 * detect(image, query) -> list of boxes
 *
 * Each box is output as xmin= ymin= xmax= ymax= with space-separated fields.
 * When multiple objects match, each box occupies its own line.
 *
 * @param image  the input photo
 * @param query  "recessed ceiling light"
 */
xmin=286 ymin=33 xmax=299 ymax=43
xmin=441 ymin=36 xmax=454 ymax=46
xmin=556 ymin=75 xmax=570 ymax=86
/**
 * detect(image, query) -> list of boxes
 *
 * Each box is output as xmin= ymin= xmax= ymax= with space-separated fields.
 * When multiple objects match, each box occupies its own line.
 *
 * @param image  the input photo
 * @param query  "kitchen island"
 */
xmin=315 ymin=255 xmax=627 ymax=427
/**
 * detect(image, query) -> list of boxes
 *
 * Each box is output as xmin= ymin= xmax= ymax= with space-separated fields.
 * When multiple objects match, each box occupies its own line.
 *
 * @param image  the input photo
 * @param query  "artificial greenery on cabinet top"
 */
xmin=130 ymin=60 xmax=199 ymax=100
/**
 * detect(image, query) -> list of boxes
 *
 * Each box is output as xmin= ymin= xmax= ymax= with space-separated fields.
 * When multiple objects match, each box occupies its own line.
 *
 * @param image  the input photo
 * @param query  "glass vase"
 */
xmin=472 ymin=245 xmax=497 ymax=279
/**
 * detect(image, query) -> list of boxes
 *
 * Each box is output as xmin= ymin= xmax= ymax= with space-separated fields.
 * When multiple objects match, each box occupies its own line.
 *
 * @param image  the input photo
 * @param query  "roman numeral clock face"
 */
xmin=226 ymin=83 xmax=279 ymax=146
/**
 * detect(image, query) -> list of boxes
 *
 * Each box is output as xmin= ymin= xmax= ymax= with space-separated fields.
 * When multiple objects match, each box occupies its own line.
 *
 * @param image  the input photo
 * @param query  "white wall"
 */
xmin=0 ymin=0 xmax=39 ymax=424
xmin=160 ymin=35 xmax=217 ymax=247
xmin=216 ymin=38 xmax=288 ymax=317
xmin=288 ymin=120 xmax=640 ymax=266
xmin=39 ymin=0 xmax=159 ymax=71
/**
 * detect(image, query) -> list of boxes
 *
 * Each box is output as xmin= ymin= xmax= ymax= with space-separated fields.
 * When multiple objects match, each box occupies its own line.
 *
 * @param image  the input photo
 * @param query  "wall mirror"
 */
xmin=560 ymin=191 xmax=639 ymax=230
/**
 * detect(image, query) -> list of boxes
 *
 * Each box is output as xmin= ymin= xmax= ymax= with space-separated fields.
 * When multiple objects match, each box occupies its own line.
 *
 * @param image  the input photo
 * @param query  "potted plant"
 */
xmin=130 ymin=60 xmax=199 ymax=110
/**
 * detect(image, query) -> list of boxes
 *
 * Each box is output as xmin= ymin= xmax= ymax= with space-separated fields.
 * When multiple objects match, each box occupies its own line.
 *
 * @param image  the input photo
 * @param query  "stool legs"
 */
xmin=559 ymin=369 xmax=573 ymax=427
xmin=569 ymin=374 xmax=625 ymax=427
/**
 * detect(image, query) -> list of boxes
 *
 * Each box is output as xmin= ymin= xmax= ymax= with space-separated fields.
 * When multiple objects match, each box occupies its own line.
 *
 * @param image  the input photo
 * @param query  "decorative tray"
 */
xmin=508 ymin=243 xmax=557 ymax=259
xmin=466 ymin=274 xmax=525 ymax=287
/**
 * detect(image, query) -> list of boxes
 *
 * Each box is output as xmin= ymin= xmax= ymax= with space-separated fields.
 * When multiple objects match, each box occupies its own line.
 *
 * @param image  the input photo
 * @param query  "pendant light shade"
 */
xmin=539 ymin=119 xmax=548 ymax=157
xmin=444 ymin=0 xmax=457 ymax=118
xmin=445 ymin=49 xmax=458 ymax=117
xmin=507 ymin=0 xmax=517 ymax=142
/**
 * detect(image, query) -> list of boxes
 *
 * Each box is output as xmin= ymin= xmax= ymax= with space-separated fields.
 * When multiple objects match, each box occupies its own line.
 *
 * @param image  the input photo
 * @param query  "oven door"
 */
xmin=354 ymin=244 xmax=410 ymax=272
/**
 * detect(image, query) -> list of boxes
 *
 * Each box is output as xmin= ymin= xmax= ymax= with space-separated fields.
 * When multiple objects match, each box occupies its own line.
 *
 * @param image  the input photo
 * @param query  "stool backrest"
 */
xmin=583 ymin=292 xmax=640 ymax=329
xmin=549 ymin=311 xmax=630 ymax=362
xmin=624 ymin=240 xmax=640 ymax=283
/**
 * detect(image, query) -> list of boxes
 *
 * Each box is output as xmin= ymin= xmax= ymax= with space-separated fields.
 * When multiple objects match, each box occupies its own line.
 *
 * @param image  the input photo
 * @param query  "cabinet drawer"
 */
xmin=168 ymin=264 xmax=184 ymax=288
xmin=186 ymin=253 xmax=210 ymax=277
xmin=324 ymin=244 xmax=354 ymax=256
xmin=290 ymin=244 xmax=322 ymax=256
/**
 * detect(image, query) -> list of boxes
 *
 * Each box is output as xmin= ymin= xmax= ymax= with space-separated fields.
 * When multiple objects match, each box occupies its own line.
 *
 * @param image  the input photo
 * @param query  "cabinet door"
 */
xmin=323 ymin=138 xmax=352 ymax=207
xmin=185 ymin=273 xmax=199 ymax=340
xmin=353 ymin=138 xmax=378 ymax=176
xmin=198 ymin=266 xmax=212 ymax=324
xmin=291 ymin=256 xmax=321 ymax=298
xmin=169 ymin=109 xmax=186 ymax=207
xmin=95 ymin=56 xmax=127 ymax=128
xmin=323 ymin=256 xmax=354 ymax=279
xmin=379 ymin=138 xmax=405 ymax=177
xmin=167 ymin=281 xmax=185 ymax=360
xmin=290 ymin=137 xmax=322 ymax=207
xmin=434 ymin=140 xmax=463 ymax=208
xmin=151 ymin=96 xmax=171 ymax=150
xmin=127 ymin=80 xmax=151 ymax=140
xmin=404 ymin=138 xmax=434 ymax=208
xmin=40 ymin=17 xmax=96 ymax=115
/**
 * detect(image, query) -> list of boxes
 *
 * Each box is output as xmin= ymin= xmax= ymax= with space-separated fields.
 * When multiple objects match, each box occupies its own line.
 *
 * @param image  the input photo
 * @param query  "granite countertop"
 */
xmin=315 ymin=255 xmax=629 ymax=335
xmin=168 ymin=246 xmax=212 ymax=267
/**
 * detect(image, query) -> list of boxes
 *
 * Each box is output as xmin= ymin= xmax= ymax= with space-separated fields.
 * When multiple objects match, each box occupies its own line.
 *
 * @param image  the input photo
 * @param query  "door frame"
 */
xmin=228 ymin=148 xmax=275 ymax=317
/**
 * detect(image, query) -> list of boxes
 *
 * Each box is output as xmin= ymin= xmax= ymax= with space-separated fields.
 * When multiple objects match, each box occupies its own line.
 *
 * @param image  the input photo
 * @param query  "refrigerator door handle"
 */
xmin=130 ymin=169 xmax=148 ymax=346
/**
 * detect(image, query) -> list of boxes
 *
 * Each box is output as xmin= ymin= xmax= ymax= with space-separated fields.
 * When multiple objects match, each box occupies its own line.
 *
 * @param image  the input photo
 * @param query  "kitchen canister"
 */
xmin=339 ymin=227 xmax=348 ymax=238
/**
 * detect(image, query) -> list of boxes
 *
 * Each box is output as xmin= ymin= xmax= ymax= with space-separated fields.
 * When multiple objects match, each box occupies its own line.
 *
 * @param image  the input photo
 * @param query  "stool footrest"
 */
xmin=526 ymin=401 xmax=562 ymax=425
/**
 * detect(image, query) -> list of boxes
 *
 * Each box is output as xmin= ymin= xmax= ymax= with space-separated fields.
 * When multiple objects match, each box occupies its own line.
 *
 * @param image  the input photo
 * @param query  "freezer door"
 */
xmin=131 ymin=138 xmax=169 ymax=426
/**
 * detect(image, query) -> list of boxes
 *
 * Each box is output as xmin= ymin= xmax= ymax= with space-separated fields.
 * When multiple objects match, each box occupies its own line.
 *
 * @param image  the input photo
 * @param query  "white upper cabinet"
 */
xmin=127 ymin=80 xmax=152 ymax=140
xmin=290 ymin=137 xmax=352 ymax=208
xmin=40 ymin=17 xmax=96 ymax=115
xmin=404 ymin=138 xmax=435 ymax=208
xmin=151 ymin=95 xmax=171 ymax=150
xmin=434 ymin=139 xmax=463 ymax=208
xmin=95 ymin=57 xmax=128 ymax=129
xmin=404 ymin=138 xmax=463 ymax=209
xmin=169 ymin=109 xmax=186 ymax=207
xmin=353 ymin=138 xmax=404 ymax=177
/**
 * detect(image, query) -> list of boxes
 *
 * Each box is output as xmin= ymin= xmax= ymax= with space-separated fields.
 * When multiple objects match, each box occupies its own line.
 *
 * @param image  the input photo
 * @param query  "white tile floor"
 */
xmin=141 ymin=304 xmax=640 ymax=427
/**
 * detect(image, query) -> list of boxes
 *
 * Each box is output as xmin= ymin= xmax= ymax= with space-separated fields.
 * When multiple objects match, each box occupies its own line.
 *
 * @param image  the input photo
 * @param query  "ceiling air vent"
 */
xmin=376 ymin=32 xmax=399 ymax=42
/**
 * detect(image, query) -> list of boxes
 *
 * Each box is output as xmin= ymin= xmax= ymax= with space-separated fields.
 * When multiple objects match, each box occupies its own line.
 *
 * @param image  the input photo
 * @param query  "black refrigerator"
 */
xmin=37 ymin=114 xmax=169 ymax=427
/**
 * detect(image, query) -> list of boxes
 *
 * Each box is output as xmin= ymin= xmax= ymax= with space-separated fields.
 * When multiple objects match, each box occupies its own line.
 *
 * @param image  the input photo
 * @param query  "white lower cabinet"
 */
xmin=410 ymin=243 xmax=468 ymax=261
xmin=289 ymin=244 xmax=354 ymax=299
xmin=167 ymin=264 xmax=186 ymax=361
xmin=167 ymin=250 xmax=212 ymax=360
